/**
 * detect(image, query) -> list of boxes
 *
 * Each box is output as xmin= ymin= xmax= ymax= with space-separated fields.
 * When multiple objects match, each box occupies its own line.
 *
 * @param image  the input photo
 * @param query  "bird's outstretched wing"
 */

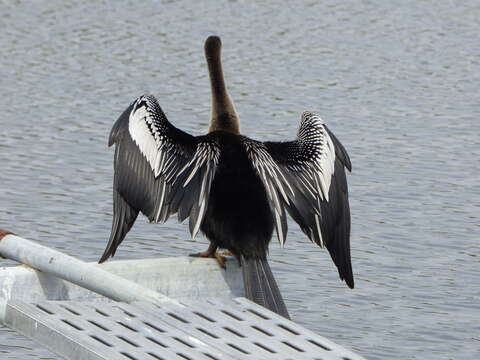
xmin=245 ymin=112 xmax=353 ymax=288
xmin=99 ymin=95 xmax=220 ymax=263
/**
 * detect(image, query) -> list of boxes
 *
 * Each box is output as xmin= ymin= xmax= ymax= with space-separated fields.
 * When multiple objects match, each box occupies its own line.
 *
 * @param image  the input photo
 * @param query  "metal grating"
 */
xmin=5 ymin=299 xmax=365 ymax=360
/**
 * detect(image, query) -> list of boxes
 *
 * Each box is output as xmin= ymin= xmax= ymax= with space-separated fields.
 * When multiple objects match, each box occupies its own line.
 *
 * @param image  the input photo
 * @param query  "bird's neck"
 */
xmin=206 ymin=40 xmax=240 ymax=134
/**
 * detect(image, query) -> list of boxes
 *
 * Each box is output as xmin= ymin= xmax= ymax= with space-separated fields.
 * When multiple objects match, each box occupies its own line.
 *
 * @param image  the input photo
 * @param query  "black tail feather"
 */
xmin=241 ymin=256 xmax=290 ymax=319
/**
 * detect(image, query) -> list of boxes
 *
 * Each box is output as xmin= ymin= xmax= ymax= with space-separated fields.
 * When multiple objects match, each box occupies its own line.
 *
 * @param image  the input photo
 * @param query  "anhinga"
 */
xmin=99 ymin=36 xmax=353 ymax=319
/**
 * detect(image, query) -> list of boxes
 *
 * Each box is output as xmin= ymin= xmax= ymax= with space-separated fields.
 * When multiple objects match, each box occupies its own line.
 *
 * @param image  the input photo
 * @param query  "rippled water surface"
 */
xmin=1 ymin=1 xmax=479 ymax=359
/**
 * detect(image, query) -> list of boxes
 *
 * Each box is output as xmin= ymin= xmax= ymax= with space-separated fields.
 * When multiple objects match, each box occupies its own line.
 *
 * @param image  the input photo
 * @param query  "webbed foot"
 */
xmin=189 ymin=243 xmax=226 ymax=268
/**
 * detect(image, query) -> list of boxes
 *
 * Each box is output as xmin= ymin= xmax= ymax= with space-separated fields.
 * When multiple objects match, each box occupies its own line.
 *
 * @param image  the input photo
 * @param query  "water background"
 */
xmin=1 ymin=1 xmax=479 ymax=359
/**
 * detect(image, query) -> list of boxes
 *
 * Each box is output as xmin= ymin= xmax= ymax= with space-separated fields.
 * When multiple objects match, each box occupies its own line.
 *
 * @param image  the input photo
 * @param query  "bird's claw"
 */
xmin=220 ymin=250 xmax=234 ymax=257
xmin=213 ymin=252 xmax=227 ymax=269
xmin=189 ymin=250 xmax=226 ymax=269
xmin=189 ymin=250 xmax=213 ymax=258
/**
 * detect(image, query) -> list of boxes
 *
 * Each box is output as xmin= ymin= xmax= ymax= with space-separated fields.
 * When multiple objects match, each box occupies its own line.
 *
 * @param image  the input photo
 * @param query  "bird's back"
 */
xmin=200 ymin=131 xmax=274 ymax=258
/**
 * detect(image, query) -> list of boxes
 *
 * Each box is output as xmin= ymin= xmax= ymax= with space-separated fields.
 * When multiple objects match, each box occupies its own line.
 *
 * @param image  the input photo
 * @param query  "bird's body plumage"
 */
xmin=100 ymin=36 xmax=354 ymax=318
xmin=200 ymin=131 xmax=274 ymax=259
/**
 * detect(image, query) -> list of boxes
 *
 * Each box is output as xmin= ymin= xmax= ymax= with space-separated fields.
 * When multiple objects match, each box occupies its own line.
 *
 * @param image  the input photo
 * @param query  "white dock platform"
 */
xmin=0 ymin=232 xmax=365 ymax=360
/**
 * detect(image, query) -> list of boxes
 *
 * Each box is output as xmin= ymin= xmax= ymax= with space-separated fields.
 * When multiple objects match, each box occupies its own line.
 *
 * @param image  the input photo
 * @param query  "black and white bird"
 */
xmin=99 ymin=36 xmax=353 ymax=319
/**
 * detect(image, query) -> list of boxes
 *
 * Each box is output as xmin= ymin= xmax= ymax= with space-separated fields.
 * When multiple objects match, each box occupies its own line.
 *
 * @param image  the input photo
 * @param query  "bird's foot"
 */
xmin=189 ymin=243 xmax=225 ymax=268
xmin=190 ymin=249 xmax=215 ymax=258
xmin=220 ymin=250 xmax=235 ymax=257
xmin=189 ymin=242 xmax=218 ymax=258
xmin=190 ymin=250 xmax=227 ymax=269
xmin=213 ymin=252 xmax=227 ymax=269
xmin=221 ymin=249 xmax=241 ymax=265
xmin=189 ymin=243 xmax=227 ymax=269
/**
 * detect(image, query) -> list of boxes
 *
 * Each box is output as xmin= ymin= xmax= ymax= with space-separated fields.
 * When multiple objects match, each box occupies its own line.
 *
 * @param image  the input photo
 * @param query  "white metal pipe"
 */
xmin=0 ymin=232 xmax=177 ymax=307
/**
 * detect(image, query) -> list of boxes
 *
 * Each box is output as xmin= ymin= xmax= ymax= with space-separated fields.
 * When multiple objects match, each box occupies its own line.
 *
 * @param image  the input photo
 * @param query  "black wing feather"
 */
xmin=246 ymin=112 xmax=353 ymax=288
xmin=99 ymin=95 xmax=219 ymax=263
xmin=325 ymin=125 xmax=352 ymax=171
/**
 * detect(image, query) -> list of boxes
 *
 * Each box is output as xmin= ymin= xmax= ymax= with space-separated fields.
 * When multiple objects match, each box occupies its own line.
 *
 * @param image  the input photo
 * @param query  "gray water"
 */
xmin=1 ymin=0 xmax=479 ymax=359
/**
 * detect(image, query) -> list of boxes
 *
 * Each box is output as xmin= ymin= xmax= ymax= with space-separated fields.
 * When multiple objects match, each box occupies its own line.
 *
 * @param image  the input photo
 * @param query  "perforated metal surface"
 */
xmin=5 ymin=299 xmax=365 ymax=360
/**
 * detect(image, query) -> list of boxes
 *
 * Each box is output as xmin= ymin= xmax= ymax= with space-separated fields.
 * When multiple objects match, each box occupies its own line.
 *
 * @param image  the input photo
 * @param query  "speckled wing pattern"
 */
xmin=245 ymin=112 xmax=353 ymax=288
xmin=99 ymin=95 xmax=220 ymax=263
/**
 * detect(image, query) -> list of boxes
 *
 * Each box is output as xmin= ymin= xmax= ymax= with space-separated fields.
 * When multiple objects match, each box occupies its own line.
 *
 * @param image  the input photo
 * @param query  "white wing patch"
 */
xmin=176 ymin=141 xmax=220 ymax=239
xmin=125 ymin=95 xmax=219 ymax=238
xmin=245 ymin=141 xmax=294 ymax=247
xmin=128 ymin=98 xmax=163 ymax=176
xmin=298 ymin=112 xmax=336 ymax=202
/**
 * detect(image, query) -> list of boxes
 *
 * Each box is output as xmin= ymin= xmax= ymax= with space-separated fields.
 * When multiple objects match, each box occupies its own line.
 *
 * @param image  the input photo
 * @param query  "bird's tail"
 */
xmin=241 ymin=256 xmax=290 ymax=319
